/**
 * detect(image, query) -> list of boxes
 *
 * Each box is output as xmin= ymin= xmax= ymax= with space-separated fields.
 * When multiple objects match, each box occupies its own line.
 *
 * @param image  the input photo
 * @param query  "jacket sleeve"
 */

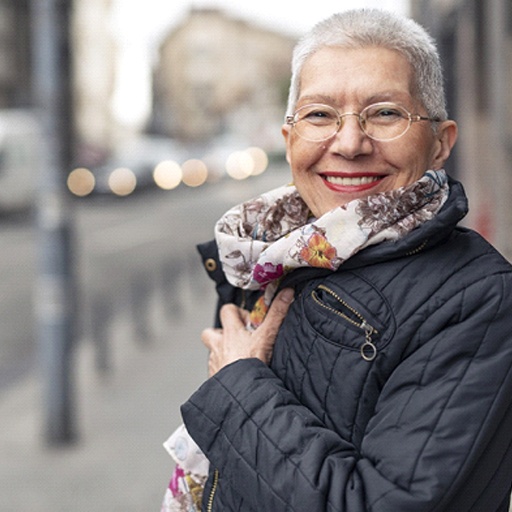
xmin=197 ymin=239 xmax=262 ymax=327
xmin=181 ymin=273 xmax=512 ymax=512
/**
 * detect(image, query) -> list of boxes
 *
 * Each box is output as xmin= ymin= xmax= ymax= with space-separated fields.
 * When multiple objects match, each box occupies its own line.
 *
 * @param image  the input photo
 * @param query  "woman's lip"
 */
xmin=320 ymin=173 xmax=385 ymax=192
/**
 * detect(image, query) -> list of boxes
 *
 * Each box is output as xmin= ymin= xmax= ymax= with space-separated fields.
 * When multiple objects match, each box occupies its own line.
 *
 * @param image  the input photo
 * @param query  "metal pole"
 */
xmin=31 ymin=0 xmax=77 ymax=445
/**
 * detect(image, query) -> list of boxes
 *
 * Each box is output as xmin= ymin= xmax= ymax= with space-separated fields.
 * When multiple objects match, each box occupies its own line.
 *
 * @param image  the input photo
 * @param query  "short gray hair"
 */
xmin=286 ymin=9 xmax=448 ymax=121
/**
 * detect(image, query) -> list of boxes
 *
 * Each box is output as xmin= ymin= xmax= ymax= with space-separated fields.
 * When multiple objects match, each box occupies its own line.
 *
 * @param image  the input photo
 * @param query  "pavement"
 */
xmin=0 ymin=266 xmax=213 ymax=511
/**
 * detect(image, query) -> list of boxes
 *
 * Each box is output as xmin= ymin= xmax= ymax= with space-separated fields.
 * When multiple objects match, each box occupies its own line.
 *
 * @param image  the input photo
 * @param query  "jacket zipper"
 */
xmin=405 ymin=239 xmax=428 ymax=256
xmin=206 ymin=469 xmax=219 ymax=512
xmin=311 ymin=284 xmax=378 ymax=361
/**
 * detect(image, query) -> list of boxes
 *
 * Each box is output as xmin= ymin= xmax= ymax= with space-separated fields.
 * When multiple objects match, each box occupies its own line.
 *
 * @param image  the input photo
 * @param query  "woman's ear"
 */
xmin=281 ymin=123 xmax=292 ymax=164
xmin=431 ymin=120 xmax=458 ymax=170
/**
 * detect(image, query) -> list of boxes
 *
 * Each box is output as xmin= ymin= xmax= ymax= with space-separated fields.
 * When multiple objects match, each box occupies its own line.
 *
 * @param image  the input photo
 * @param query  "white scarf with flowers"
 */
xmin=162 ymin=169 xmax=449 ymax=512
xmin=216 ymin=169 xmax=449 ymax=327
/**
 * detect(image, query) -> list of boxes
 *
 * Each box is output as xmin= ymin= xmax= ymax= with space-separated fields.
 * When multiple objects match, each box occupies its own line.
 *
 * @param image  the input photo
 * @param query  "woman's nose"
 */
xmin=328 ymin=115 xmax=372 ymax=159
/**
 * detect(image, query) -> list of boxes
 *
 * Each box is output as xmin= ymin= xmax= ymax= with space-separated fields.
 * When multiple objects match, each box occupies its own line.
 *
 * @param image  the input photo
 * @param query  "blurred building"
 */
xmin=0 ymin=0 xmax=31 ymax=108
xmin=151 ymin=8 xmax=296 ymax=150
xmin=412 ymin=0 xmax=512 ymax=260
xmin=0 ymin=3 xmax=297 ymax=168
xmin=72 ymin=0 xmax=117 ymax=166
xmin=0 ymin=0 xmax=117 ymax=166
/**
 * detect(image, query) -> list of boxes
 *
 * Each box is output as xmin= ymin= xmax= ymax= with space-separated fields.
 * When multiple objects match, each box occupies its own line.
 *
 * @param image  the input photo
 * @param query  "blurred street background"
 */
xmin=0 ymin=0 xmax=511 ymax=510
xmin=0 ymin=166 xmax=288 ymax=510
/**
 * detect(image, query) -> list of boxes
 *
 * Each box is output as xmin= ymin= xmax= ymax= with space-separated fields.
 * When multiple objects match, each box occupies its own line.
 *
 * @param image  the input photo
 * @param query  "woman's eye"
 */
xmin=366 ymin=106 xmax=405 ymax=123
xmin=376 ymin=108 xmax=400 ymax=117
xmin=302 ymin=109 xmax=335 ymax=122
xmin=309 ymin=111 xmax=328 ymax=118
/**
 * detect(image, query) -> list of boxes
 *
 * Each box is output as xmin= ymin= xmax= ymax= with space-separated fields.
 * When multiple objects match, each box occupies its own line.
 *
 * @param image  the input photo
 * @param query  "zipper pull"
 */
xmin=360 ymin=321 xmax=377 ymax=361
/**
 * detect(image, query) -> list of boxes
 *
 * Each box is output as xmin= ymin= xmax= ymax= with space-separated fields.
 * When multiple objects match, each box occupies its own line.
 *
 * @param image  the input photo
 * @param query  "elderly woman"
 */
xmin=168 ymin=9 xmax=512 ymax=512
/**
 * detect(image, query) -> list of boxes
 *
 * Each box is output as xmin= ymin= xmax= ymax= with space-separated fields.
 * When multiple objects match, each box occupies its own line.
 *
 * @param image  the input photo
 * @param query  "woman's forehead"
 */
xmin=298 ymin=46 xmax=416 ymax=104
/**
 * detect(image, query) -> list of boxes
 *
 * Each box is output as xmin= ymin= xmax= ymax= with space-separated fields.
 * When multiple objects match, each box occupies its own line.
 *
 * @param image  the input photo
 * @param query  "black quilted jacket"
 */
xmin=182 ymin=178 xmax=512 ymax=511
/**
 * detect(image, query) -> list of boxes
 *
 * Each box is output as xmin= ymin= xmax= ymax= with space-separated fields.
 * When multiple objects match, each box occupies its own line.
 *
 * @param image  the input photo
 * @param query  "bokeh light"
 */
xmin=181 ymin=159 xmax=208 ymax=187
xmin=108 ymin=167 xmax=137 ymax=196
xmin=226 ymin=150 xmax=254 ymax=180
xmin=153 ymin=160 xmax=183 ymax=190
xmin=67 ymin=167 xmax=95 ymax=197
xmin=246 ymin=146 xmax=269 ymax=176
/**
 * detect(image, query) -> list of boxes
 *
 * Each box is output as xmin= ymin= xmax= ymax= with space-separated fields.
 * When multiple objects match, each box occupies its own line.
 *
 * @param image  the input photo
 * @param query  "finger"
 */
xmin=268 ymin=288 xmax=295 ymax=317
xmin=201 ymin=327 xmax=223 ymax=349
xmin=207 ymin=353 xmax=217 ymax=377
xmin=238 ymin=308 xmax=251 ymax=325
xmin=219 ymin=303 xmax=247 ymax=331
xmin=259 ymin=288 xmax=294 ymax=336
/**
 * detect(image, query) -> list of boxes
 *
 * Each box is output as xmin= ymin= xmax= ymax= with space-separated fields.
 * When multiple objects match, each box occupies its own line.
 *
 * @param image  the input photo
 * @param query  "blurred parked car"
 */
xmin=67 ymin=134 xmax=271 ymax=198
xmin=68 ymin=136 xmax=189 ymax=197
xmin=0 ymin=109 xmax=41 ymax=213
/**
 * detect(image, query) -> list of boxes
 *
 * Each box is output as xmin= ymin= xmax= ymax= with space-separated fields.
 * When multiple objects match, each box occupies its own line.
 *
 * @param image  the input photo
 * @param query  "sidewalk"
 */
xmin=0 ymin=272 xmax=212 ymax=511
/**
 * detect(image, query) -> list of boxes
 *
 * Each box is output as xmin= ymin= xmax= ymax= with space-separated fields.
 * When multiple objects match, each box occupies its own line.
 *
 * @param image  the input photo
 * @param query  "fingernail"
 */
xmin=279 ymin=288 xmax=294 ymax=303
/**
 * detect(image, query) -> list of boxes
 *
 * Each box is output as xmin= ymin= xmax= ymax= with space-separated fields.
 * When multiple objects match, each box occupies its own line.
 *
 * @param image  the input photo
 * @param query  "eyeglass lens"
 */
xmin=293 ymin=103 xmax=412 ymax=142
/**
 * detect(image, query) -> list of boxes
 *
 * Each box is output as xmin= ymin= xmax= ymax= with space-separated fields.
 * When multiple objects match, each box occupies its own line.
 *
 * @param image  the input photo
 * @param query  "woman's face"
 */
xmin=282 ymin=46 xmax=457 ymax=218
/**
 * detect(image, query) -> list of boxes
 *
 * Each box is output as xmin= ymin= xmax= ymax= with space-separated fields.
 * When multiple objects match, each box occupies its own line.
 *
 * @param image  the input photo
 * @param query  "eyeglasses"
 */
xmin=285 ymin=102 xmax=441 ymax=142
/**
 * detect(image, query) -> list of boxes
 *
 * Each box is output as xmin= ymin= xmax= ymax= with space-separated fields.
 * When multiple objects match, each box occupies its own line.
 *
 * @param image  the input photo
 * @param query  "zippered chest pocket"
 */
xmin=302 ymin=275 xmax=395 ymax=360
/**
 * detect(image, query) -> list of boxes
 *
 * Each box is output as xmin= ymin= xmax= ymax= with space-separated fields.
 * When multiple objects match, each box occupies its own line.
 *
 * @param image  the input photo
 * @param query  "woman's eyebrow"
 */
xmin=366 ymin=91 xmax=412 ymax=103
xmin=297 ymin=94 xmax=337 ymax=105
xmin=297 ymin=91 xmax=413 ymax=107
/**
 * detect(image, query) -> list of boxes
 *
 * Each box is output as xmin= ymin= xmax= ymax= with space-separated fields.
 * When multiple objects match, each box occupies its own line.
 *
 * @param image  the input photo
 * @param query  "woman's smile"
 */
xmin=321 ymin=173 xmax=384 ymax=192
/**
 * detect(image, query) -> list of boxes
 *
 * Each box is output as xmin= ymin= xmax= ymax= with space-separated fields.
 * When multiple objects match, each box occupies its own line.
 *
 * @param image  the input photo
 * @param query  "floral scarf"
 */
xmin=162 ymin=169 xmax=449 ymax=512
xmin=215 ymin=169 xmax=449 ymax=327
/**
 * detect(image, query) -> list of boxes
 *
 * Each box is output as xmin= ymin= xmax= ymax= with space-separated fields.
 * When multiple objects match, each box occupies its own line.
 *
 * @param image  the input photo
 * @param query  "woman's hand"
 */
xmin=201 ymin=288 xmax=294 ymax=377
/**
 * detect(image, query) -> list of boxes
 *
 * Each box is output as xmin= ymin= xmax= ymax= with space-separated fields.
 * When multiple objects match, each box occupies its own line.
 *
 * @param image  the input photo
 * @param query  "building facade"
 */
xmin=72 ymin=0 xmax=118 ymax=166
xmin=412 ymin=0 xmax=512 ymax=260
xmin=0 ymin=0 xmax=118 ymax=166
xmin=152 ymin=9 xmax=296 ymax=150
xmin=0 ymin=5 xmax=297 ymax=165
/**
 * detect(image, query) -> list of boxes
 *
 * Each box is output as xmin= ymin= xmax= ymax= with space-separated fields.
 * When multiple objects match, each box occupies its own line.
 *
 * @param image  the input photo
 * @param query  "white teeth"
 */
xmin=324 ymin=175 xmax=380 ymax=186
